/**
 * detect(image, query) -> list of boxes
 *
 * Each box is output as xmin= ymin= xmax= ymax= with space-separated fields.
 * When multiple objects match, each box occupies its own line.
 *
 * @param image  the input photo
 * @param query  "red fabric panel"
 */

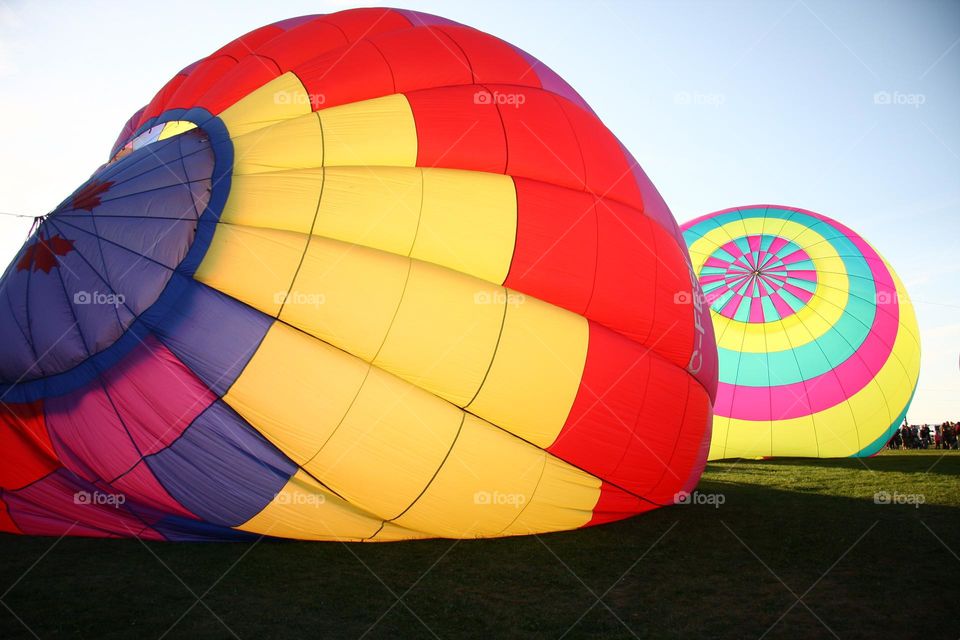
xmin=586 ymin=201 xmax=658 ymax=344
xmin=557 ymin=99 xmax=644 ymax=211
xmin=407 ymin=85 xmax=507 ymax=172
xmin=548 ymin=322 xmax=651 ymax=479
xmin=165 ymin=57 xmax=242 ymax=112
xmin=0 ymin=497 xmax=20 ymax=533
xmin=439 ymin=25 xmax=536 ymax=84
xmin=504 ymin=177 xmax=596 ymax=313
xmin=0 ymin=400 xmax=58 ymax=490
xmin=295 ymin=41 xmax=395 ymax=110
xmin=321 ymin=7 xmax=411 ymax=42
xmin=209 ymin=24 xmax=283 ymax=59
xmin=7 ymin=471 xmax=163 ymax=539
xmin=497 ymin=86 xmax=585 ymax=192
xmin=585 ymin=482 xmax=656 ymax=527
xmin=256 ymin=20 xmax=348 ymax=65
xmin=138 ymin=74 xmax=187 ymax=127
xmin=607 ymin=369 xmax=692 ymax=500
xmin=648 ymin=222 xmax=698 ymax=369
xmin=108 ymin=461 xmax=194 ymax=519
xmin=198 ymin=56 xmax=281 ymax=115
xmin=368 ymin=27 xmax=472 ymax=94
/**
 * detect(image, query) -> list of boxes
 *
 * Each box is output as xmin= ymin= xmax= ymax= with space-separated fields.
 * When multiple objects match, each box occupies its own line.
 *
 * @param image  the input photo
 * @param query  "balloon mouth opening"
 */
xmin=110 ymin=120 xmax=199 ymax=163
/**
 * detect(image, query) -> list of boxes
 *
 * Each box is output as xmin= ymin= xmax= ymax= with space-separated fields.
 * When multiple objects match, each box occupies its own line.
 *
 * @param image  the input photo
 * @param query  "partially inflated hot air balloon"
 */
xmin=0 ymin=9 xmax=716 ymax=541
xmin=682 ymin=205 xmax=920 ymax=459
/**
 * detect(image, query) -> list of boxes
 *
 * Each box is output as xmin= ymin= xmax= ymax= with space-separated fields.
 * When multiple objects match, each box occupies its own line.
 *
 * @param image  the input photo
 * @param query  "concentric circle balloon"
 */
xmin=682 ymin=205 xmax=921 ymax=459
xmin=0 ymin=9 xmax=717 ymax=541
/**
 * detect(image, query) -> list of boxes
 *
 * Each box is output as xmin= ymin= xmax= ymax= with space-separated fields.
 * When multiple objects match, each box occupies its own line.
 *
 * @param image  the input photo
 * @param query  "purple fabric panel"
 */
xmin=512 ymin=46 xmax=596 ymax=116
xmin=149 ymin=279 xmax=273 ymax=396
xmin=110 ymin=105 xmax=146 ymax=158
xmin=108 ymin=461 xmax=194 ymax=519
xmin=273 ymin=14 xmax=321 ymax=31
xmin=97 ymin=334 xmax=216 ymax=456
xmin=24 ymin=252 xmax=89 ymax=375
xmin=147 ymin=401 xmax=296 ymax=528
xmin=616 ymin=141 xmax=685 ymax=247
xmin=394 ymin=9 xmax=463 ymax=28
xmin=6 ymin=469 xmax=162 ymax=539
xmin=0 ymin=281 xmax=42 ymax=382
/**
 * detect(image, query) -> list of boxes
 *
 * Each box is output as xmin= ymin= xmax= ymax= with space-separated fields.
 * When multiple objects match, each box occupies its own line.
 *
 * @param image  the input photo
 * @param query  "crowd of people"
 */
xmin=887 ymin=422 xmax=960 ymax=450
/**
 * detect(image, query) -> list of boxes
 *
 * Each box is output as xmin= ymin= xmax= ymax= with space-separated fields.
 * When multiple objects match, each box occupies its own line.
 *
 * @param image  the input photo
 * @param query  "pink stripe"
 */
xmin=699 ymin=274 xmax=725 ymax=285
xmin=749 ymin=298 xmax=764 ymax=323
xmin=721 ymin=293 xmax=742 ymax=317
xmin=782 ymin=282 xmax=813 ymax=302
xmin=747 ymin=234 xmax=762 ymax=253
xmin=704 ymin=256 xmax=730 ymax=269
xmin=770 ymin=293 xmax=794 ymax=318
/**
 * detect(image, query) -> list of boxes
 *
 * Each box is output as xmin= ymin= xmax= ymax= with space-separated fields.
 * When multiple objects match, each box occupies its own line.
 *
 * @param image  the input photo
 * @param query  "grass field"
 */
xmin=1 ymin=451 xmax=958 ymax=639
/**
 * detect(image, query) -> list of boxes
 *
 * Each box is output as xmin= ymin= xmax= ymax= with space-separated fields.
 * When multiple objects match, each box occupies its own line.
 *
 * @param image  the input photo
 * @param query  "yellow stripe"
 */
xmin=304 ymin=361 xmax=463 ymax=520
xmin=392 ymin=414 xmax=598 ymax=538
xmin=467 ymin=295 xmax=589 ymax=448
xmin=224 ymin=322 xmax=369 ymax=464
xmin=237 ymin=470 xmax=384 ymax=541
xmin=319 ymin=93 xmax=418 ymax=167
xmin=157 ymin=120 xmax=197 ymax=141
xmin=231 ymin=112 xmax=324 ymax=175
xmin=219 ymin=72 xmax=313 ymax=138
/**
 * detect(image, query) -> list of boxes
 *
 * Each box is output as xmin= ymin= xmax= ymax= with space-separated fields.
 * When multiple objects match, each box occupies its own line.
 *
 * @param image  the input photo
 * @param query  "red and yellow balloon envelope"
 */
xmin=682 ymin=205 xmax=920 ymax=460
xmin=0 ymin=9 xmax=716 ymax=541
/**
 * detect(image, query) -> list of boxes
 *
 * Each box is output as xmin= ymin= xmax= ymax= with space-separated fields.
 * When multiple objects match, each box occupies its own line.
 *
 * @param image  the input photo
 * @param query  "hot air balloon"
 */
xmin=682 ymin=205 xmax=920 ymax=459
xmin=0 ymin=9 xmax=716 ymax=541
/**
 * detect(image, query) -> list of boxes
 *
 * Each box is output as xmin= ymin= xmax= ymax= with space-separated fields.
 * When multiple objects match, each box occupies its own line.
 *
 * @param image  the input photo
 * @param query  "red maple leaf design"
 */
xmin=16 ymin=234 xmax=75 ymax=273
xmin=70 ymin=179 xmax=114 ymax=212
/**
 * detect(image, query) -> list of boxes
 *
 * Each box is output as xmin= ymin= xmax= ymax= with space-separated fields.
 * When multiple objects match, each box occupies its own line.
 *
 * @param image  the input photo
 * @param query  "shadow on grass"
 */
xmin=0 ymin=460 xmax=957 ymax=639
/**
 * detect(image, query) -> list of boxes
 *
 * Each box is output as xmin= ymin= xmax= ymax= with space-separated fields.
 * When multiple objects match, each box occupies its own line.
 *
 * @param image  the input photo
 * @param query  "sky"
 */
xmin=0 ymin=0 xmax=957 ymax=422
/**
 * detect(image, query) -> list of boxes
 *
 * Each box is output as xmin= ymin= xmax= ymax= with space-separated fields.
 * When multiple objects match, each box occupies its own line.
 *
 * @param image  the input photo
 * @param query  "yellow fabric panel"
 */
xmin=373 ymin=260 xmax=505 ymax=406
xmin=194 ymin=224 xmax=305 ymax=317
xmin=231 ymin=112 xmax=323 ymax=175
xmin=220 ymin=169 xmax=323 ymax=234
xmin=304 ymin=364 xmax=463 ymax=521
xmin=238 ymin=470 xmax=383 ymax=541
xmin=391 ymin=414 xmax=544 ymax=538
xmin=770 ymin=414 xmax=819 ymax=457
xmin=466 ymin=295 xmax=589 ymax=448
xmin=317 ymin=166 xmax=422 ymax=256
xmin=411 ymin=168 xmax=517 ymax=285
xmin=500 ymin=453 xmax=600 ymax=536
xmin=707 ymin=415 xmax=730 ymax=460
xmin=690 ymin=218 xmax=847 ymax=353
xmin=157 ymin=120 xmax=197 ymax=141
xmin=219 ymin=71 xmax=312 ymax=138
xmin=278 ymin=236 xmax=408 ymax=362
xmin=223 ymin=322 xmax=369 ymax=464
xmin=370 ymin=522 xmax=434 ymax=542
xmin=319 ymin=94 xmax=417 ymax=167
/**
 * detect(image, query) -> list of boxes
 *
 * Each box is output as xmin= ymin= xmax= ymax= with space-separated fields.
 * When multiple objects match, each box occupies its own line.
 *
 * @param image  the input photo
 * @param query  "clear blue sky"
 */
xmin=0 ymin=0 xmax=957 ymax=422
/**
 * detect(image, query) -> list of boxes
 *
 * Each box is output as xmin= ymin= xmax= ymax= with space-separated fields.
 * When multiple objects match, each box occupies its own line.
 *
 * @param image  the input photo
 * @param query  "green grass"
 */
xmin=2 ymin=451 xmax=958 ymax=639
